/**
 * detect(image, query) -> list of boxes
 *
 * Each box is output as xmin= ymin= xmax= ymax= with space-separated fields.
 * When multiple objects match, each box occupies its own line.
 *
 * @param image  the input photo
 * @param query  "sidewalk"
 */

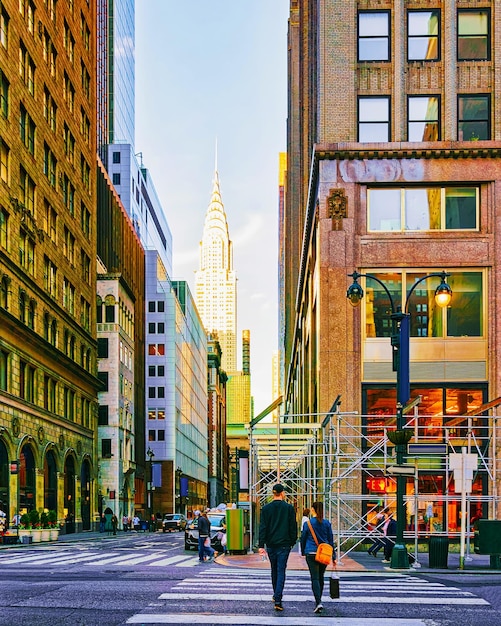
xmin=216 ymin=546 xmax=495 ymax=574
xmin=1 ymin=530 xmax=495 ymax=573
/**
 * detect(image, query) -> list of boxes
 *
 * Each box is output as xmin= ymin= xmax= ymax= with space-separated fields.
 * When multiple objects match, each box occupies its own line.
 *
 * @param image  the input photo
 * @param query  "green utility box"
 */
xmin=475 ymin=520 xmax=501 ymax=555
xmin=226 ymin=508 xmax=249 ymax=554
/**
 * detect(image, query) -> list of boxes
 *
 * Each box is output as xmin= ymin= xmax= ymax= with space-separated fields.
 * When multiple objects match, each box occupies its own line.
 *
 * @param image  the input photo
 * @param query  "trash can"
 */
xmin=226 ymin=509 xmax=244 ymax=554
xmin=428 ymin=535 xmax=449 ymax=568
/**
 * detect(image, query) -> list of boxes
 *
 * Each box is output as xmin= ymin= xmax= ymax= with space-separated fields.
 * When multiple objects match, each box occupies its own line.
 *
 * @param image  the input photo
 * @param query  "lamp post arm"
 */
xmin=349 ymin=271 xmax=397 ymax=314
xmin=404 ymin=272 xmax=449 ymax=314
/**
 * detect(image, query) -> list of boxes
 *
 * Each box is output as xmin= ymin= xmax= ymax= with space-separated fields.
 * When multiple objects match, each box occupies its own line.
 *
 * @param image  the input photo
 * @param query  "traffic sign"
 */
xmin=385 ymin=465 xmax=416 ymax=476
xmin=407 ymin=443 xmax=447 ymax=455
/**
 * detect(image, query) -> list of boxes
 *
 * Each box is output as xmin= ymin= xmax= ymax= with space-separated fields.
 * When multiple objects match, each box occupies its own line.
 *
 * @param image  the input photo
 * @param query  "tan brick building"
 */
xmin=0 ymin=0 xmax=100 ymax=531
xmin=283 ymin=1 xmax=501 ymax=534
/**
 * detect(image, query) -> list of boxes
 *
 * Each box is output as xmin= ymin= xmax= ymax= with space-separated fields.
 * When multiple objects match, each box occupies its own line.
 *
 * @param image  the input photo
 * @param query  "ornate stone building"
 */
xmin=0 ymin=0 xmax=99 ymax=530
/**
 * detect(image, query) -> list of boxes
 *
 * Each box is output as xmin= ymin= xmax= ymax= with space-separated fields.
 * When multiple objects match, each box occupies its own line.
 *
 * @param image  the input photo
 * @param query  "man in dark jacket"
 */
xmin=258 ymin=484 xmax=297 ymax=611
xmin=197 ymin=511 xmax=215 ymax=563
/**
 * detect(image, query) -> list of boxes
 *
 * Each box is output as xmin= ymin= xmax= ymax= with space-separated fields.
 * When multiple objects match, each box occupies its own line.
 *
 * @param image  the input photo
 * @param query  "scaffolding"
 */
xmin=248 ymin=404 xmax=501 ymax=561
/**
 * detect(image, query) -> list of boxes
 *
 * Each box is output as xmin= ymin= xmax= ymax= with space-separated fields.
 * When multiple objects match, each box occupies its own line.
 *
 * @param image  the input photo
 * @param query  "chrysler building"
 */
xmin=195 ymin=170 xmax=237 ymax=372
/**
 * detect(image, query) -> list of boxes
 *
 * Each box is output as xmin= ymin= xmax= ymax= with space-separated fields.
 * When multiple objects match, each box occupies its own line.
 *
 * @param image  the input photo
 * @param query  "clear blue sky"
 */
xmin=135 ymin=1 xmax=289 ymax=412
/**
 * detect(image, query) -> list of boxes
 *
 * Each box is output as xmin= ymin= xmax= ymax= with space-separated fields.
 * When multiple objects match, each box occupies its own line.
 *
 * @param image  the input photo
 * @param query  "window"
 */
xmin=81 ymin=250 xmax=90 ymax=282
xmin=105 ymin=304 xmax=115 ymax=322
xmin=0 ymin=70 xmax=9 ymax=118
xmin=19 ymin=231 xmax=35 ymax=274
xmin=148 ymin=344 xmax=165 ymax=356
xmin=80 ymin=154 xmax=90 ymax=192
xmin=157 ymin=365 xmax=165 ymax=376
xmin=19 ymin=166 xmax=35 ymax=213
xmin=98 ymin=405 xmax=108 ymax=425
xmin=358 ymin=97 xmax=390 ymax=142
xmin=148 ymin=430 xmax=156 ymax=442
xmin=43 ymin=142 xmax=56 ymax=186
xmin=81 ymin=202 xmax=90 ymax=237
xmin=81 ymin=12 xmax=90 ymax=51
xmin=0 ymin=206 xmax=8 ymax=249
xmin=44 ymin=375 xmax=57 ymax=412
xmin=158 ymin=322 xmax=165 ymax=333
xmin=0 ymin=348 xmax=7 ymax=391
xmin=113 ymin=151 xmax=120 ymax=164
xmin=63 ymin=278 xmax=75 ymax=314
xmin=63 ymin=226 xmax=75 ymax=264
xmin=408 ymin=96 xmax=440 ymax=141
xmin=19 ymin=42 xmax=35 ymax=95
xmin=148 ymin=365 xmax=156 ymax=376
xmin=43 ymin=86 xmax=56 ymax=132
xmin=157 ymin=387 xmax=165 ymax=398
xmin=98 ymin=371 xmax=108 ymax=391
xmin=0 ymin=5 xmax=8 ymax=50
xmin=81 ymin=60 xmax=90 ymax=99
xmin=112 ymin=173 xmax=121 ymax=185
xmin=63 ymin=124 xmax=75 ymax=164
xmin=148 ymin=301 xmax=156 ymax=312
xmin=80 ymin=107 xmax=90 ymax=144
xmin=157 ymin=430 xmax=165 ymax=442
xmin=63 ymin=72 xmax=75 ymax=112
xmin=368 ymin=186 xmax=478 ymax=232
xmin=0 ymin=275 xmax=8 ymax=309
xmin=101 ymin=438 xmax=112 ymax=458
xmin=0 ymin=138 xmax=8 ymax=182
xmin=148 ymin=387 xmax=156 ymax=398
xmin=43 ymin=200 xmax=57 ymax=241
xmin=358 ymin=11 xmax=390 ymax=61
xmin=362 ymin=270 xmax=483 ymax=339
xmin=458 ymin=10 xmax=490 ymax=61
xmin=458 ymin=95 xmax=490 ymax=141
xmin=157 ymin=301 xmax=164 ymax=312
xmin=80 ymin=296 xmax=90 ymax=330
xmin=20 ymin=104 xmax=35 ymax=154
xmin=97 ymin=338 xmax=108 ymax=358
xmin=408 ymin=10 xmax=440 ymax=61
xmin=148 ymin=322 xmax=155 ymax=334
xmin=19 ymin=360 xmax=35 ymax=402
xmin=43 ymin=255 xmax=57 ymax=296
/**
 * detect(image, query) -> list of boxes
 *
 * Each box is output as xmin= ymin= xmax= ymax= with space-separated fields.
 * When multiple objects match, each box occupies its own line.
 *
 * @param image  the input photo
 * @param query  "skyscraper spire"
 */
xmin=195 ymin=164 xmax=237 ymax=372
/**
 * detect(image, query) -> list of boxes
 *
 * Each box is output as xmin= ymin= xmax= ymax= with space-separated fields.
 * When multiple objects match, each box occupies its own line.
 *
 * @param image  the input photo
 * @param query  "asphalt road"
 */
xmin=1 ymin=532 xmax=500 ymax=626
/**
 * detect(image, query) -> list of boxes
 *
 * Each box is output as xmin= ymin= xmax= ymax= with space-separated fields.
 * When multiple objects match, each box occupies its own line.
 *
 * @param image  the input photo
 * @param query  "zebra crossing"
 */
xmin=125 ymin=567 xmax=490 ymax=624
xmin=0 ymin=546 xmax=201 ymax=568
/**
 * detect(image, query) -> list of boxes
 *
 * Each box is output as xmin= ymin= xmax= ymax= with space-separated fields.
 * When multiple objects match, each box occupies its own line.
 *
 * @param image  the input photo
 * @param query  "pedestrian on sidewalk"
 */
xmin=367 ymin=506 xmax=386 ymax=557
xmin=300 ymin=501 xmax=336 ymax=614
xmin=197 ymin=511 xmax=215 ymax=563
xmin=258 ymin=483 xmax=297 ymax=612
xmin=381 ymin=511 xmax=397 ymax=563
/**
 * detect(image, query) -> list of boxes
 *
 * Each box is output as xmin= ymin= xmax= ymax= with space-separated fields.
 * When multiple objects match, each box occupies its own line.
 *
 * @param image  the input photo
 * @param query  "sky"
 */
xmin=135 ymin=1 xmax=289 ymax=412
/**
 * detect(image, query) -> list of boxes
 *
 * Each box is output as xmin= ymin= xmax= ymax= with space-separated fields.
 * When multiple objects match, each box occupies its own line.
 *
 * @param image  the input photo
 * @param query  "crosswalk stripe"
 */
xmin=148 ymin=554 xmax=199 ymax=566
xmin=88 ymin=551 xmax=166 ymax=565
xmin=127 ymin=614 xmax=436 ymax=625
xmin=157 ymin=591 xmax=488 ymax=605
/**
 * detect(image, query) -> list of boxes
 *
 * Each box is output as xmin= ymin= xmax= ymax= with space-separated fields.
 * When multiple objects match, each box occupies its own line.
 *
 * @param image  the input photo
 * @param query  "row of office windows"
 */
xmin=359 ymin=9 xmax=490 ymax=63
xmin=359 ymin=95 xmax=489 ymax=142
xmin=368 ymin=186 xmax=478 ymax=232
xmin=0 ymin=348 xmax=92 ymax=426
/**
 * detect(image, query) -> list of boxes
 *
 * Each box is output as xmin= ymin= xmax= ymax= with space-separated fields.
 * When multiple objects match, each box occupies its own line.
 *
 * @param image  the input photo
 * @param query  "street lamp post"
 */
xmin=347 ymin=270 xmax=452 ymax=568
xmin=146 ymin=447 xmax=155 ymax=531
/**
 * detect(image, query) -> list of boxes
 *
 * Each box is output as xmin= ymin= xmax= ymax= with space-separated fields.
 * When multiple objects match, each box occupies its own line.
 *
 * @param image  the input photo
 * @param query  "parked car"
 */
xmin=162 ymin=513 xmax=187 ymax=532
xmin=184 ymin=513 xmax=226 ymax=551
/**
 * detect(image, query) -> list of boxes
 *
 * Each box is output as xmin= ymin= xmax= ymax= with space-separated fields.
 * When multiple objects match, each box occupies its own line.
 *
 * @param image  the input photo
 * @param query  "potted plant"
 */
xmin=29 ymin=509 xmax=42 ymax=543
xmin=18 ymin=513 xmax=32 ymax=543
xmin=48 ymin=510 xmax=60 ymax=541
xmin=40 ymin=511 xmax=51 ymax=542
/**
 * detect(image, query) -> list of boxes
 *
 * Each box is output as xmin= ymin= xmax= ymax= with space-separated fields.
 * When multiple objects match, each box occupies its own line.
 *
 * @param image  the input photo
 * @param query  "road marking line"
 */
xmin=89 ymin=552 xmax=166 ymax=565
xmin=157 ymin=592 xmax=489 ymax=605
xmin=127 ymin=614 xmax=438 ymax=625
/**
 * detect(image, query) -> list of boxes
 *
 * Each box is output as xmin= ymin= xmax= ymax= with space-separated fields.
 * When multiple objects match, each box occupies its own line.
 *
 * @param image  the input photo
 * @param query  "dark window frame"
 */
xmin=358 ymin=10 xmax=391 ymax=62
xmin=407 ymin=9 xmax=440 ymax=62
xmin=457 ymin=9 xmax=490 ymax=62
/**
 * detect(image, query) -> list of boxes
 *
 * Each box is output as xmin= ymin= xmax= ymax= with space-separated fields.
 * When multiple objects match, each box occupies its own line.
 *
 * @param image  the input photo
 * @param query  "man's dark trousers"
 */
xmin=267 ymin=545 xmax=291 ymax=603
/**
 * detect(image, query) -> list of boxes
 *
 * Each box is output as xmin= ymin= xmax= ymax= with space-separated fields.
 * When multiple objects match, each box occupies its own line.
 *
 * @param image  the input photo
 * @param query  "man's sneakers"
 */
xmin=314 ymin=603 xmax=324 ymax=613
xmin=274 ymin=602 xmax=283 ymax=612
xmin=381 ymin=559 xmax=391 ymax=563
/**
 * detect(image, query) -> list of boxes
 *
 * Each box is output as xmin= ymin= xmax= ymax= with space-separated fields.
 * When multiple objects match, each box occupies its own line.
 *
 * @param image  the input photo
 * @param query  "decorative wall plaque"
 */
xmin=37 ymin=426 xmax=44 ymax=443
xmin=12 ymin=417 xmax=20 ymax=437
xmin=76 ymin=440 xmax=82 ymax=455
xmin=59 ymin=433 xmax=65 ymax=448
xmin=327 ymin=188 xmax=348 ymax=230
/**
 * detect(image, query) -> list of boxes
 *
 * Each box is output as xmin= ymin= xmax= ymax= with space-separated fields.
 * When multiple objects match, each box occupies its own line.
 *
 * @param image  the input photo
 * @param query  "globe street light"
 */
xmin=347 ymin=270 xmax=452 ymax=568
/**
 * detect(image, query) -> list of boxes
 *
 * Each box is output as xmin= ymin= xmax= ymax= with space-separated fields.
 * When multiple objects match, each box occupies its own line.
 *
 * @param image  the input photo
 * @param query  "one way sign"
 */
xmin=386 ymin=465 xmax=416 ymax=476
